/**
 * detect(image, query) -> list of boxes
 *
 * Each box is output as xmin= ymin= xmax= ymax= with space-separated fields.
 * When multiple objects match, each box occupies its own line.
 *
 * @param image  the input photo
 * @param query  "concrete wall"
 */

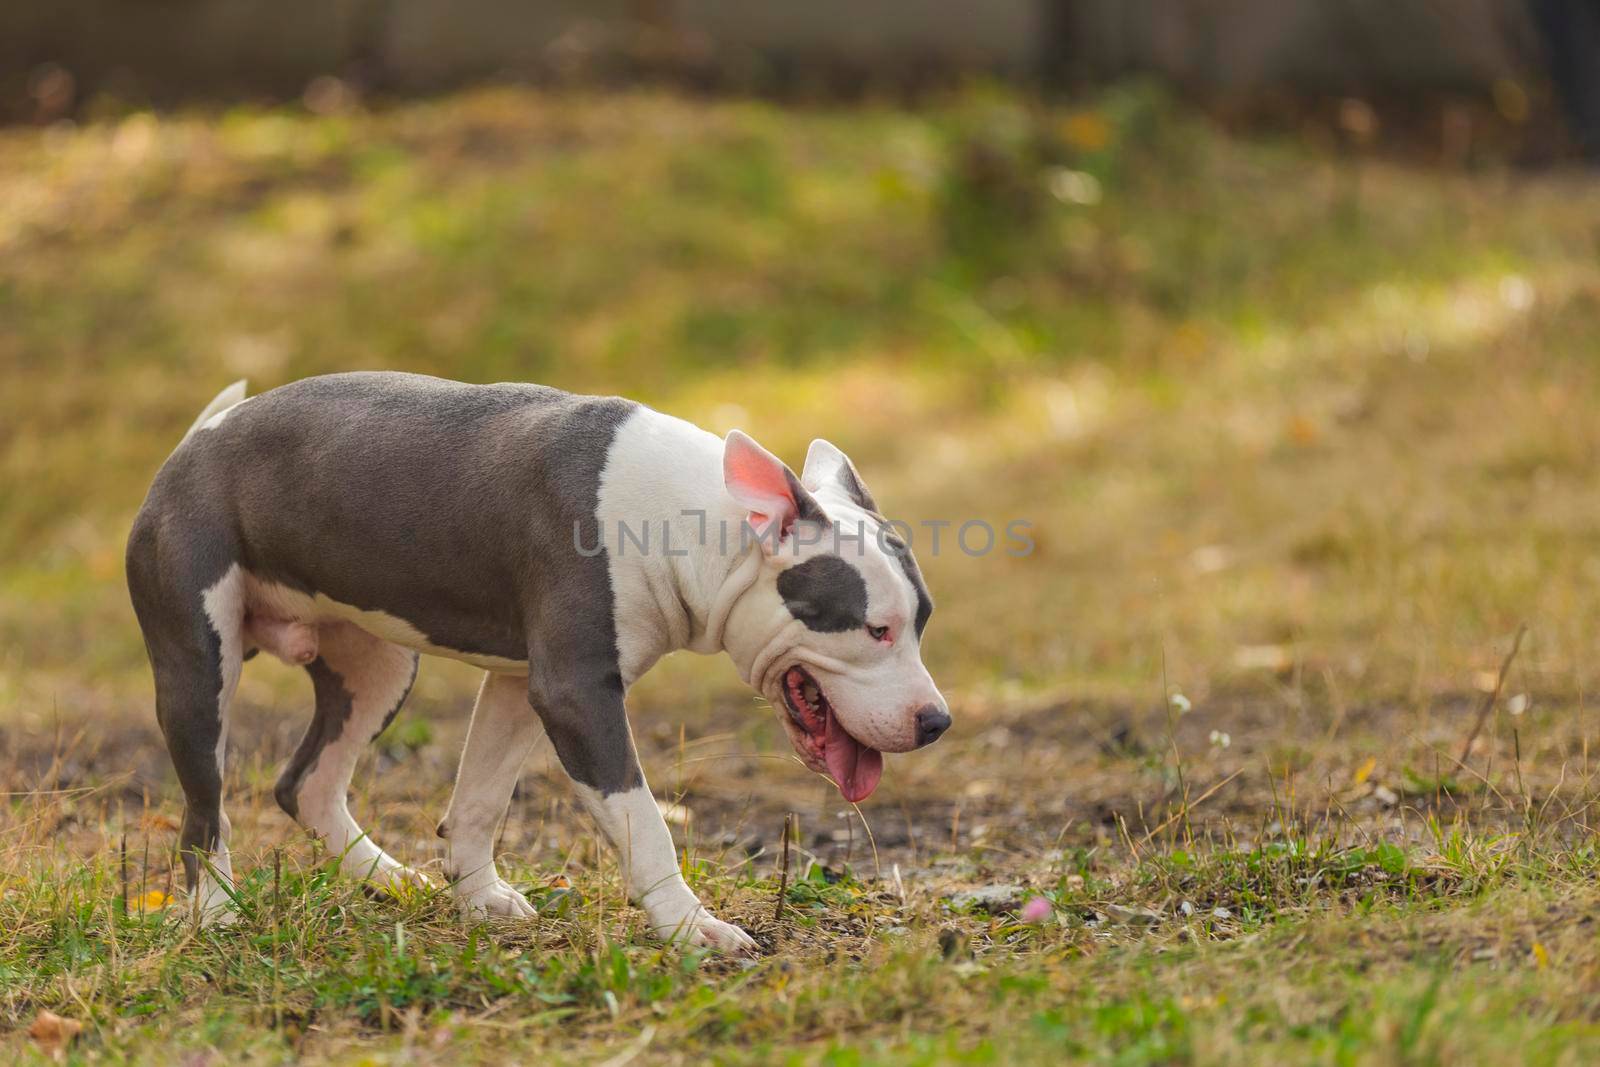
xmin=0 ymin=0 xmax=1541 ymax=119
xmin=1062 ymin=0 xmax=1535 ymax=92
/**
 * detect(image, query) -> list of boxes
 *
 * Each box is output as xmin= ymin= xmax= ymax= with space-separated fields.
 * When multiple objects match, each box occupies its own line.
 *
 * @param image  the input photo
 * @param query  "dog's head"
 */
xmin=722 ymin=430 xmax=948 ymax=803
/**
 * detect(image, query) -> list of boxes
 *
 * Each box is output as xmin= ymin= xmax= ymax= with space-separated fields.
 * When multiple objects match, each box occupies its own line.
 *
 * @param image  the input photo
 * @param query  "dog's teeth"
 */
xmin=802 ymin=682 xmax=820 ymax=708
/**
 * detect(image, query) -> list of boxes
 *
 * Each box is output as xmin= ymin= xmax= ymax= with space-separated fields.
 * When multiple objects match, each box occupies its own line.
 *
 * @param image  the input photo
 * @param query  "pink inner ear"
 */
xmin=725 ymin=450 xmax=791 ymax=503
xmin=725 ymin=432 xmax=800 ymax=540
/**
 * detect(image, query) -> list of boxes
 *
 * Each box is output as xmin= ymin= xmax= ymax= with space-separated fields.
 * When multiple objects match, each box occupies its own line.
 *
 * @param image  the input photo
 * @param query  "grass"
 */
xmin=6 ymin=82 xmax=1600 ymax=1062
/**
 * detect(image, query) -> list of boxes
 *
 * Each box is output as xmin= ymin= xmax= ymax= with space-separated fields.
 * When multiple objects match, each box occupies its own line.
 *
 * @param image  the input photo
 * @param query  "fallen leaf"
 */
xmin=1352 ymin=757 xmax=1376 ymax=786
xmin=1532 ymin=941 xmax=1550 ymax=969
xmin=138 ymin=890 xmax=171 ymax=911
xmin=29 ymin=1011 xmax=83 ymax=1058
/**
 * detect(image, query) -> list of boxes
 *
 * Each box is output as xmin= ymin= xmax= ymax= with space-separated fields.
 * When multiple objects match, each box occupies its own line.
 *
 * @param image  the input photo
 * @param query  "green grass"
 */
xmin=7 ymin=83 xmax=1600 ymax=1062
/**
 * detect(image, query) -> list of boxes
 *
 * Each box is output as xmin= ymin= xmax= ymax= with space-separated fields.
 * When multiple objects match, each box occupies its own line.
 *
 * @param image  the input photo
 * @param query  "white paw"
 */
xmin=195 ymin=886 xmax=238 ymax=927
xmin=651 ymin=908 xmax=758 ymax=955
xmin=369 ymin=864 xmax=434 ymax=895
xmin=196 ymin=900 xmax=238 ymax=927
xmin=455 ymin=877 xmax=537 ymax=920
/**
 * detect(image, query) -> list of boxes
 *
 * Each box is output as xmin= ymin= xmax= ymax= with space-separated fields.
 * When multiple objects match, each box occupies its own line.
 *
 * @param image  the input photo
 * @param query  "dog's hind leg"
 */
xmin=274 ymin=621 xmax=425 ymax=892
xmin=128 ymin=551 xmax=247 ymax=924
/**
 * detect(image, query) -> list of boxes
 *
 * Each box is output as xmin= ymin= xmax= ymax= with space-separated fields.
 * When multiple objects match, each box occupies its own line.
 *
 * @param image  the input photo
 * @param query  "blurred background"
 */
xmin=4 ymin=0 xmax=1600 ymax=858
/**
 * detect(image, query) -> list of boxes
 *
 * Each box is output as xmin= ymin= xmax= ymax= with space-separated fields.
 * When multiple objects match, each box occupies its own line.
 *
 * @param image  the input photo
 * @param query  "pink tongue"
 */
xmin=825 ymin=711 xmax=883 ymax=803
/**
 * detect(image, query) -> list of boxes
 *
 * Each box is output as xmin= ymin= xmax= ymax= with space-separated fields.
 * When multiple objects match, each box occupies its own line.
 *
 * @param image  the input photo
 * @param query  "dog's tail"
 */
xmin=182 ymin=380 xmax=249 ymax=443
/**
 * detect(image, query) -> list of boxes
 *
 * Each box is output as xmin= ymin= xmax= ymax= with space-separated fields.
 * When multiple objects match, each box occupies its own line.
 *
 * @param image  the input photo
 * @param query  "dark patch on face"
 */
xmin=777 ymin=554 xmax=869 ymax=633
xmin=885 ymin=536 xmax=934 ymax=638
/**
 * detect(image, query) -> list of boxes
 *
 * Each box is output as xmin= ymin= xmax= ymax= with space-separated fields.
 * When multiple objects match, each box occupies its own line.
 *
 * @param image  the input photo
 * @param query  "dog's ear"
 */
xmin=724 ymin=430 xmax=826 ymax=552
xmin=802 ymin=438 xmax=878 ymax=513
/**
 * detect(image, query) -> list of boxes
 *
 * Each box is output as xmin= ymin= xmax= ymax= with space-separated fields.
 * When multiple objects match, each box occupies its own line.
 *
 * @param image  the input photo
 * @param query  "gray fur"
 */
xmin=126 ymin=500 xmax=238 ymax=890
xmin=783 ymin=468 xmax=829 ymax=529
xmin=833 ymin=458 xmax=879 ymax=514
xmin=184 ymin=373 xmax=635 ymax=663
xmin=896 ymin=549 xmax=933 ymax=638
xmin=884 ymin=533 xmax=934 ymax=638
xmin=275 ymin=651 xmax=419 ymax=820
xmin=276 ymin=658 xmax=353 ymax=821
xmin=127 ymin=371 xmax=647 ymax=895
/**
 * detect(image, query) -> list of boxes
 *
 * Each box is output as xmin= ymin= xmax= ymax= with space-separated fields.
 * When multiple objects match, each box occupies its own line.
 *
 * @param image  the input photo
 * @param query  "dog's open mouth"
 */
xmin=782 ymin=666 xmax=883 ymax=803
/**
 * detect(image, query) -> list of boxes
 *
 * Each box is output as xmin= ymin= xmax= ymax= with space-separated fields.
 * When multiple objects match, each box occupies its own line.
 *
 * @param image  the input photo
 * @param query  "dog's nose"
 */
xmin=914 ymin=704 xmax=951 ymax=747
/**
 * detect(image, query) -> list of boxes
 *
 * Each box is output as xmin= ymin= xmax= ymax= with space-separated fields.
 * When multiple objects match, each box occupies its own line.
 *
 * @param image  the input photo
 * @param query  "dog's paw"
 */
xmin=196 ymin=901 xmax=238 ymax=927
xmin=455 ymin=877 xmax=537 ymax=921
xmin=651 ymin=909 xmax=758 ymax=956
xmin=195 ymin=874 xmax=239 ymax=927
xmin=370 ymin=864 xmax=434 ymax=895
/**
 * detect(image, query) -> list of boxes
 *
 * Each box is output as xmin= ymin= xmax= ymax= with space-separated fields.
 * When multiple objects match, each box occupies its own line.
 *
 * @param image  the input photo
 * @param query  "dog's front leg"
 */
xmin=568 ymin=779 xmax=755 ymax=953
xmin=438 ymin=671 xmax=540 ymax=919
xmin=533 ymin=668 xmax=757 ymax=955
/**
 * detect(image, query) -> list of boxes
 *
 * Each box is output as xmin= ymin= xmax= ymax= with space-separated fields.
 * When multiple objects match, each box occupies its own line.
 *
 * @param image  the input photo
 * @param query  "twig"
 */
xmin=163 ymin=839 xmax=176 ymax=913
xmin=773 ymin=813 xmax=792 ymax=923
xmin=119 ymin=833 xmax=128 ymax=919
xmin=1457 ymin=623 xmax=1527 ymax=767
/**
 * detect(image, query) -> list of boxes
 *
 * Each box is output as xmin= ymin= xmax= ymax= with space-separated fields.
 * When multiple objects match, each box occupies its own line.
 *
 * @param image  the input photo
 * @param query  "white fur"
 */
xmin=185 ymin=380 xmax=250 ymax=441
xmin=585 ymin=409 xmax=940 ymax=951
xmin=595 ymin=409 xmax=753 ymax=684
xmin=196 ymin=565 xmax=247 ymax=922
xmin=292 ymin=622 xmax=428 ymax=893
xmin=439 ymin=672 xmax=541 ymax=919
xmin=570 ymin=782 xmax=756 ymax=953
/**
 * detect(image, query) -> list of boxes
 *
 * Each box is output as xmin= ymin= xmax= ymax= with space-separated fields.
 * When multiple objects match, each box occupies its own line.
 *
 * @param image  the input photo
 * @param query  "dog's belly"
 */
xmin=241 ymin=571 xmax=528 ymax=673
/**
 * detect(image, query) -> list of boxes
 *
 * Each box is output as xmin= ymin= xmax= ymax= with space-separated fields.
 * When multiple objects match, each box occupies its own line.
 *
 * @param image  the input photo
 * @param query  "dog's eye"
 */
xmin=866 ymin=624 xmax=889 ymax=642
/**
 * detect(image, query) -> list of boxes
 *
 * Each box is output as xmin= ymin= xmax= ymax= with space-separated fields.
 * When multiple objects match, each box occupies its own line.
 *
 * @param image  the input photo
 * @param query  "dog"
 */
xmin=126 ymin=372 xmax=948 ymax=952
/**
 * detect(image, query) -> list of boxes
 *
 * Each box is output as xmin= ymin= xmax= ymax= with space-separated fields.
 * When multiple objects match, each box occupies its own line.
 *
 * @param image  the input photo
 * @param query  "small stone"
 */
xmin=946 ymin=884 xmax=1025 ymax=914
xmin=1104 ymin=904 xmax=1162 ymax=926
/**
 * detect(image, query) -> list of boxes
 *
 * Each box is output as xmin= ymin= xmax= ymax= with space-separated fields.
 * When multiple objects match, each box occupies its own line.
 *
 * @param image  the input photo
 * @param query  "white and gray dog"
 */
xmin=127 ymin=372 xmax=948 ymax=952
